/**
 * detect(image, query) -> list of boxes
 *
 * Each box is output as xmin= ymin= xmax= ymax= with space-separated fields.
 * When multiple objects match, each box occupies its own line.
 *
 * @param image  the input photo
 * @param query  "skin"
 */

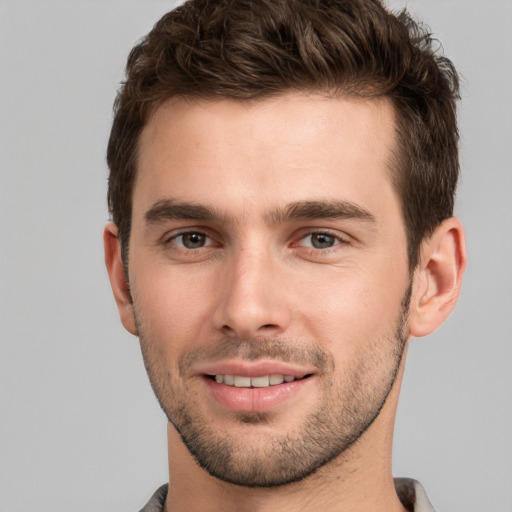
xmin=104 ymin=93 xmax=466 ymax=511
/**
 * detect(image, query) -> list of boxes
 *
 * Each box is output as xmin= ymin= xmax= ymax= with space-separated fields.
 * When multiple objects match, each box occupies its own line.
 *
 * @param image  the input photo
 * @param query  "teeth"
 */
xmin=269 ymin=374 xmax=284 ymax=385
xmin=213 ymin=374 xmax=299 ymax=388
xmin=251 ymin=376 xmax=270 ymax=388
xmin=234 ymin=376 xmax=251 ymax=387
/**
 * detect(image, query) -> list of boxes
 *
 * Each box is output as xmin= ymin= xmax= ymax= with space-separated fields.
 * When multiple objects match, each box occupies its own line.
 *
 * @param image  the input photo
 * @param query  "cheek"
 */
xmin=130 ymin=265 xmax=216 ymax=349
xmin=293 ymin=267 xmax=407 ymax=352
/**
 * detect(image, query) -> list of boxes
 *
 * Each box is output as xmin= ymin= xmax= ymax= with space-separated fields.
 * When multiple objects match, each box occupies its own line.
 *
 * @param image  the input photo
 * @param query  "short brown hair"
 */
xmin=107 ymin=0 xmax=460 ymax=269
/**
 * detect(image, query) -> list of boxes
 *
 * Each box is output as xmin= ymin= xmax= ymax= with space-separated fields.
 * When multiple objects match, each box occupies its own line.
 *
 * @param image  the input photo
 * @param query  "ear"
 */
xmin=408 ymin=217 xmax=466 ymax=338
xmin=103 ymin=222 xmax=138 ymax=336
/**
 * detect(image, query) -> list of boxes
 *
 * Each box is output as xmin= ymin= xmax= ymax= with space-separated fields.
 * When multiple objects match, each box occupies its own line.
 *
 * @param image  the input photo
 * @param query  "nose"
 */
xmin=212 ymin=246 xmax=292 ymax=339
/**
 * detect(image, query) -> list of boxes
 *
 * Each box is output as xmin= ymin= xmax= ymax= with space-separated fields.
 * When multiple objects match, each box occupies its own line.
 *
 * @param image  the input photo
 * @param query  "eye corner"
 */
xmin=295 ymin=230 xmax=349 ymax=250
xmin=157 ymin=227 xmax=222 ymax=256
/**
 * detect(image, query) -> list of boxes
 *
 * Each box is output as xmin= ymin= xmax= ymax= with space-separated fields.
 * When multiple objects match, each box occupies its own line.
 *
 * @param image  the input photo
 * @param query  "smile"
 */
xmin=212 ymin=374 xmax=308 ymax=388
xmin=200 ymin=367 xmax=315 ymax=412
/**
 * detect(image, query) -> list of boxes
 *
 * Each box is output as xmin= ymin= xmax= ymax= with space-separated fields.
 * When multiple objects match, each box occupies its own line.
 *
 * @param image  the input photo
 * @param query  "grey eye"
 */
xmin=180 ymin=232 xmax=207 ymax=249
xmin=310 ymin=233 xmax=336 ymax=249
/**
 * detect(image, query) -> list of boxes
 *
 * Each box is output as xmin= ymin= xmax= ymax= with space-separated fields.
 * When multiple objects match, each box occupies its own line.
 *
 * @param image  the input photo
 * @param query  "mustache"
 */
xmin=178 ymin=337 xmax=331 ymax=376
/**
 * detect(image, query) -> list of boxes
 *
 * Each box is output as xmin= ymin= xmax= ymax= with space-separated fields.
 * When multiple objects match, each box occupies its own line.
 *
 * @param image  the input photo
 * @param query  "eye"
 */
xmin=171 ymin=231 xmax=211 ymax=249
xmin=299 ymin=232 xmax=342 ymax=249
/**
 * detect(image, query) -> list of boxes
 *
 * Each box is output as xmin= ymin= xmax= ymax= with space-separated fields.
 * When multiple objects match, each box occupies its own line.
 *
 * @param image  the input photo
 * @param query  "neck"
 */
xmin=166 ymin=435 xmax=406 ymax=512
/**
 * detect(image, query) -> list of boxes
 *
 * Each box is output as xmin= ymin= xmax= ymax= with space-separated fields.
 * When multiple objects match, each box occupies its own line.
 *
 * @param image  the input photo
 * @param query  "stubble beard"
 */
xmin=135 ymin=286 xmax=411 ymax=488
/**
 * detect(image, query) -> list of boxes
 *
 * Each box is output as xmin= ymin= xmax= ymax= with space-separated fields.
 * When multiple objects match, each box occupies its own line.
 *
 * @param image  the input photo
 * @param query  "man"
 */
xmin=104 ymin=0 xmax=466 ymax=510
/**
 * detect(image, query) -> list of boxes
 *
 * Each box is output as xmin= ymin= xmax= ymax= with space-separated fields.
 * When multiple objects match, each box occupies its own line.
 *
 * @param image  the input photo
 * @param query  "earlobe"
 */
xmin=103 ymin=222 xmax=138 ymax=336
xmin=408 ymin=218 xmax=466 ymax=338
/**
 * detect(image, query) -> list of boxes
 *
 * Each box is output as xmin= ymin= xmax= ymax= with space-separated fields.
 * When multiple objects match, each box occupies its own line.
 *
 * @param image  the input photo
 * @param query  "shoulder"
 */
xmin=137 ymin=484 xmax=168 ymax=512
xmin=394 ymin=478 xmax=436 ymax=512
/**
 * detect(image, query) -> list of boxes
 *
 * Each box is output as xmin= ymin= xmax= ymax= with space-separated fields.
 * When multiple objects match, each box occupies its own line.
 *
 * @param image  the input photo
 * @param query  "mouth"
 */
xmin=206 ymin=373 xmax=313 ymax=388
xmin=200 ymin=365 xmax=316 ymax=413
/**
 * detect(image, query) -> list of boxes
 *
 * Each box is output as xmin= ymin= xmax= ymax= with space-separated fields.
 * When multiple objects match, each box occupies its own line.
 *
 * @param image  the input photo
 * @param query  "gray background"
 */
xmin=0 ymin=1 xmax=510 ymax=510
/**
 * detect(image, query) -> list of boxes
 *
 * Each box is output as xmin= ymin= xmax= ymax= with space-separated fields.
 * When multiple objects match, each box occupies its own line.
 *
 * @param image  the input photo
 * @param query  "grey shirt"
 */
xmin=138 ymin=478 xmax=436 ymax=512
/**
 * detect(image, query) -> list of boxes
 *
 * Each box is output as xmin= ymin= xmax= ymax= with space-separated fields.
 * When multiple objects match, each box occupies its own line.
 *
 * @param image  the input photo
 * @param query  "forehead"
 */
xmin=134 ymin=93 xmax=398 ymax=221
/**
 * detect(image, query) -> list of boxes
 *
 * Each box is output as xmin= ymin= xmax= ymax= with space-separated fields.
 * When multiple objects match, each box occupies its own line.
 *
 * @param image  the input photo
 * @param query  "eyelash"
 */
xmin=166 ymin=230 xmax=215 ymax=250
xmin=163 ymin=229 xmax=349 ymax=253
xmin=296 ymin=231 xmax=349 ymax=250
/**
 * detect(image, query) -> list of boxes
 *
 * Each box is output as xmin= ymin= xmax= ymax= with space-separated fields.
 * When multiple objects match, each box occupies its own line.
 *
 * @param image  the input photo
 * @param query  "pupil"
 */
xmin=184 ymin=233 xmax=205 ymax=248
xmin=312 ymin=233 xmax=334 ymax=249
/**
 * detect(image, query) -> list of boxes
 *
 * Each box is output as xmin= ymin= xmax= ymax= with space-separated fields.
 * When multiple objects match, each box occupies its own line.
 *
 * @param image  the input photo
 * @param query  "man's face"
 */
xmin=127 ymin=94 xmax=412 ymax=486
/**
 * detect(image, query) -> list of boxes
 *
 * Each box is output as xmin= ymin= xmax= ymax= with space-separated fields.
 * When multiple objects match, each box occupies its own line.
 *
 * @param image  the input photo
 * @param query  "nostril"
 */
xmin=260 ymin=324 xmax=278 ymax=329
xmin=218 ymin=320 xmax=284 ymax=338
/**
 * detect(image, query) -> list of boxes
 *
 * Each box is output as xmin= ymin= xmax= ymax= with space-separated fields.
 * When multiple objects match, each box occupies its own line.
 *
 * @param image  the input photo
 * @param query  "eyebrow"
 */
xmin=144 ymin=198 xmax=376 ymax=226
xmin=265 ymin=200 xmax=376 ymax=224
xmin=145 ymin=199 xmax=227 ymax=225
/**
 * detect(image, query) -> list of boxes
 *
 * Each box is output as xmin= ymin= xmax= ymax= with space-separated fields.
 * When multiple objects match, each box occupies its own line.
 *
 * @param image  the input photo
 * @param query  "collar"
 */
xmin=139 ymin=477 xmax=436 ymax=512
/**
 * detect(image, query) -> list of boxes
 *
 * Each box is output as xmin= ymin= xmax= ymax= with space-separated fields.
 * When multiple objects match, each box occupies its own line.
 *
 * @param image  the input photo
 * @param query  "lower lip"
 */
xmin=202 ymin=376 xmax=312 ymax=413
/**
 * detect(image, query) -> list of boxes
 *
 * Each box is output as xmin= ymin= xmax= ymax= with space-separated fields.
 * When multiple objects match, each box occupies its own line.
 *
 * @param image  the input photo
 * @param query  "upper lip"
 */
xmin=195 ymin=359 xmax=315 ymax=378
